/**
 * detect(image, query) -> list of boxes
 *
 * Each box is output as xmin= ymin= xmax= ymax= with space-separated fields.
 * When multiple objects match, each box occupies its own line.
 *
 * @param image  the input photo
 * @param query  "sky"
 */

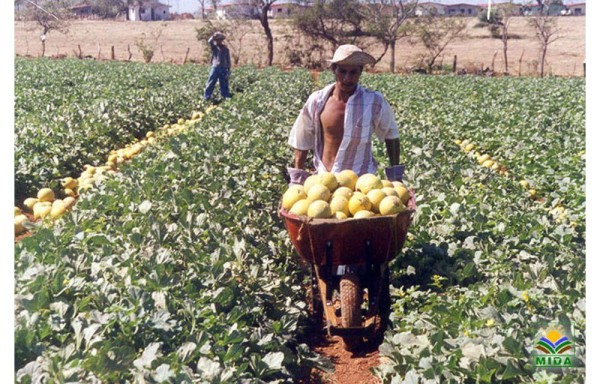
xmin=167 ymin=0 xmax=584 ymax=15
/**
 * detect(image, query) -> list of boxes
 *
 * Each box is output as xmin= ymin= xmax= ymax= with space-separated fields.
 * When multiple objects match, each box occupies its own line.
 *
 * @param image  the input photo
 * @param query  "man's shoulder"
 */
xmin=358 ymin=85 xmax=385 ymax=101
xmin=306 ymin=84 xmax=335 ymax=103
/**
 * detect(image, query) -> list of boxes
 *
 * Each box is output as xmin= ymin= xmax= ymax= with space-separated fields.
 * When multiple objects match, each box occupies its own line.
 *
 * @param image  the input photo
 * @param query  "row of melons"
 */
xmin=282 ymin=170 xmax=410 ymax=220
xmin=15 ymin=109 xmax=214 ymax=236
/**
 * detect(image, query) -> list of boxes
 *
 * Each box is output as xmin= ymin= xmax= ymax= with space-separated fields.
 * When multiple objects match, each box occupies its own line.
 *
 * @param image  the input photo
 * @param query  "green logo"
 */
xmin=534 ymin=328 xmax=575 ymax=368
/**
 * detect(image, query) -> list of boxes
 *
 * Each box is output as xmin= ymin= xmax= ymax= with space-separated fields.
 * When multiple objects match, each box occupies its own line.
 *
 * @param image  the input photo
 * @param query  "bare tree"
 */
xmin=499 ymin=10 xmax=514 ymax=74
xmin=228 ymin=20 xmax=254 ymax=65
xmin=198 ymin=0 xmax=207 ymax=19
xmin=293 ymin=0 xmax=366 ymax=55
xmin=528 ymin=13 xmax=559 ymax=77
xmin=120 ymin=0 xmax=143 ymax=20
xmin=478 ymin=2 xmax=515 ymax=74
xmin=410 ymin=15 xmax=466 ymax=73
xmin=363 ymin=0 xmax=419 ymax=72
xmin=19 ymin=0 xmax=71 ymax=57
xmin=210 ymin=0 xmax=221 ymax=11
xmin=245 ymin=0 xmax=277 ymax=66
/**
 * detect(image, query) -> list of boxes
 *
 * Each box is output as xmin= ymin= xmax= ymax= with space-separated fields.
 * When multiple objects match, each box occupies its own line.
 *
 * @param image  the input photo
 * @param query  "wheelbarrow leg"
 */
xmin=310 ymin=266 xmax=323 ymax=325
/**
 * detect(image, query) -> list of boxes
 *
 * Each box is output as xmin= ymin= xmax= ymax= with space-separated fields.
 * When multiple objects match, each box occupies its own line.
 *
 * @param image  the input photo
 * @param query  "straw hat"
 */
xmin=329 ymin=44 xmax=375 ymax=66
xmin=213 ymin=32 xmax=226 ymax=41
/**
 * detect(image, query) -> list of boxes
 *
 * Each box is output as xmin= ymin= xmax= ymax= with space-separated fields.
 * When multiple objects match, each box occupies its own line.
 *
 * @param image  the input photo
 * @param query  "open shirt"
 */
xmin=288 ymin=83 xmax=399 ymax=175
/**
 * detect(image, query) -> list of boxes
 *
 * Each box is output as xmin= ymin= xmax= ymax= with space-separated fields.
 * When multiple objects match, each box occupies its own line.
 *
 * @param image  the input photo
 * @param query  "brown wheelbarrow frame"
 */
xmin=279 ymin=192 xmax=415 ymax=350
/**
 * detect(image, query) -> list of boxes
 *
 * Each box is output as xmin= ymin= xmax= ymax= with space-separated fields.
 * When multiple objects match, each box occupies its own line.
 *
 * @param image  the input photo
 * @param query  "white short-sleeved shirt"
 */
xmin=288 ymin=83 xmax=399 ymax=175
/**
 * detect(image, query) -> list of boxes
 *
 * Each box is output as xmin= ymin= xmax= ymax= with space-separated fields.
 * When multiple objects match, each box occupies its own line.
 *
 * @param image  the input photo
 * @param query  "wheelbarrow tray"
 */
xmin=280 ymin=193 xmax=415 ymax=266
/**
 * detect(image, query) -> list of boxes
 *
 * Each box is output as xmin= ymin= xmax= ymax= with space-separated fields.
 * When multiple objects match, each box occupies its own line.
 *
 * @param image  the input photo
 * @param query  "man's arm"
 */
xmin=385 ymin=138 xmax=400 ymax=167
xmin=294 ymin=149 xmax=309 ymax=169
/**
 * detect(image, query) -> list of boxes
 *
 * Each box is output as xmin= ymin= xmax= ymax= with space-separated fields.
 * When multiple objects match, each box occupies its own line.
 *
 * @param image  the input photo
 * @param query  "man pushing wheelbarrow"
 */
xmin=280 ymin=45 xmax=415 ymax=351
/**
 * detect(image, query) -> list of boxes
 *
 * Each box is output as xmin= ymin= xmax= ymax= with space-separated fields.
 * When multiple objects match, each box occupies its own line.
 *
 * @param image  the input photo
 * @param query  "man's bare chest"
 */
xmin=320 ymin=97 xmax=346 ymax=138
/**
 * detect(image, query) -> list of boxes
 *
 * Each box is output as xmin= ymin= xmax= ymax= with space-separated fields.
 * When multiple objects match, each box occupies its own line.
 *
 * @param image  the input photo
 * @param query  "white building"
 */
xmin=415 ymin=2 xmax=446 ymax=16
xmin=129 ymin=1 xmax=171 ymax=21
xmin=566 ymin=2 xmax=586 ymax=16
xmin=212 ymin=2 xmax=260 ymax=19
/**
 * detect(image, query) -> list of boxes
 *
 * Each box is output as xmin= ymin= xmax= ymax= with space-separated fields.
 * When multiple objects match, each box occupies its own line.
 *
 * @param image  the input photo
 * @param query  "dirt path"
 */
xmin=305 ymin=330 xmax=383 ymax=384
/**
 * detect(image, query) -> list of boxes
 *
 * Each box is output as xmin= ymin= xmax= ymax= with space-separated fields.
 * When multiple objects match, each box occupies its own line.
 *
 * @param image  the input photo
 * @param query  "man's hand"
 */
xmin=385 ymin=164 xmax=405 ymax=182
xmin=287 ymin=167 xmax=310 ymax=186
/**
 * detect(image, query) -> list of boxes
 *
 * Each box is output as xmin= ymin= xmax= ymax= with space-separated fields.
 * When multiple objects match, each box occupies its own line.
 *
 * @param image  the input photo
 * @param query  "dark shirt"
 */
xmin=208 ymin=37 xmax=231 ymax=70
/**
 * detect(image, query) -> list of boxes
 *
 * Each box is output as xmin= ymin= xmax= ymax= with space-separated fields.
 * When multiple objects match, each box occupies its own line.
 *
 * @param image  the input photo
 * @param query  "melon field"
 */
xmin=14 ymin=58 xmax=585 ymax=383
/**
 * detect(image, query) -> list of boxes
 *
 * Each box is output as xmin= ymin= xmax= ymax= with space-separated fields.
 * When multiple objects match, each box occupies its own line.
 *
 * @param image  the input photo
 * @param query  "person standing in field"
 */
xmin=287 ymin=44 xmax=404 ymax=184
xmin=204 ymin=32 xmax=231 ymax=101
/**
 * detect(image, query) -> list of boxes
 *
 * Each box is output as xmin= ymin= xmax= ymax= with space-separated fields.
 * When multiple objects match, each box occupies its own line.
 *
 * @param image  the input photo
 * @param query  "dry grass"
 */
xmin=14 ymin=16 xmax=585 ymax=76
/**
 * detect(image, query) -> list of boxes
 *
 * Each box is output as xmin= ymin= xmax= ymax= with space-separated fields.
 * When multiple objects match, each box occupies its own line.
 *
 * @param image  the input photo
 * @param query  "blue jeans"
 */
xmin=204 ymin=66 xmax=231 ymax=100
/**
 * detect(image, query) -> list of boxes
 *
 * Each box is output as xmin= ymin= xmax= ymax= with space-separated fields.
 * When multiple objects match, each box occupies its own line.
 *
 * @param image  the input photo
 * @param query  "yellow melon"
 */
xmin=307 ymin=184 xmax=331 ymax=202
xmin=15 ymin=214 xmax=28 ymax=235
xmin=289 ymin=199 xmax=311 ymax=216
xmin=338 ymin=170 xmax=358 ymax=190
xmin=329 ymin=196 xmax=350 ymax=216
xmin=37 ymin=188 xmax=55 ymax=203
xmin=353 ymin=210 xmax=375 ymax=219
xmin=367 ymin=189 xmax=387 ymax=213
xmin=381 ymin=187 xmax=399 ymax=197
xmin=332 ymin=186 xmax=353 ymax=200
xmin=393 ymin=184 xmax=410 ymax=205
xmin=348 ymin=194 xmax=372 ymax=216
xmin=356 ymin=173 xmax=383 ymax=194
xmin=334 ymin=211 xmax=348 ymax=220
xmin=303 ymin=174 xmax=320 ymax=194
xmin=307 ymin=200 xmax=332 ymax=218
xmin=24 ymin=197 xmax=39 ymax=212
xmin=318 ymin=172 xmax=338 ymax=192
xmin=282 ymin=185 xmax=307 ymax=210
xmin=379 ymin=196 xmax=407 ymax=216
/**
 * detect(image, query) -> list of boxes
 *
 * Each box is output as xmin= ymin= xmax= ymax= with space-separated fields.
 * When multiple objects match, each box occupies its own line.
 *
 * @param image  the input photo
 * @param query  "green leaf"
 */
xmin=262 ymin=351 xmax=284 ymax=370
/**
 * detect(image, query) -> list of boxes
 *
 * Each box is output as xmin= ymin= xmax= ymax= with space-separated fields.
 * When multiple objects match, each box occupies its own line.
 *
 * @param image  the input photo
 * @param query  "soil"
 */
xmin=14 ymin=16 xmax=585 ymax=76
xmin=303 ymin=331 xmax=383 ymax=384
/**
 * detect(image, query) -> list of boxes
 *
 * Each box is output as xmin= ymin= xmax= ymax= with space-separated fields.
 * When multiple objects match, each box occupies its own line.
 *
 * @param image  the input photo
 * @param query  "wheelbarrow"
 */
xmin=279 ymin=191 xmax=415 ymax=351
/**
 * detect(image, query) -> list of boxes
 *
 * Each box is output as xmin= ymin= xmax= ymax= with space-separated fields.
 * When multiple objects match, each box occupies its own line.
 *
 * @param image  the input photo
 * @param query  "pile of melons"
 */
xmin=282 ymin=170 xmax=410 ymax=219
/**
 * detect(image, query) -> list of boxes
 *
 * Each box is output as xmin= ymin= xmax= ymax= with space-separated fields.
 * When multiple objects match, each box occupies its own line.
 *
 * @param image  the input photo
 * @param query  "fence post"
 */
xmin=111 ymin=46 xmax=115 ymax=60
xmin=183 ymin=47 xmax=190 ymax=64
xmin=583 ymin=61 xmax=586 ymax=77
xmin=452 ymin=55 xmax=457 ymax=74
xmin=127 ymin=44 xmax=132 ymax=61
xmin=491 ymin=51 xmax=497 ymax=73
xmin=518 ymin=49 xmax=524 ymax=77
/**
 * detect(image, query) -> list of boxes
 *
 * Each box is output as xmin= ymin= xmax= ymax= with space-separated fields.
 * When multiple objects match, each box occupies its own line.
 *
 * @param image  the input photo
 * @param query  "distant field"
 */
xmin=14 ymin=16 xmax=584 ymax=76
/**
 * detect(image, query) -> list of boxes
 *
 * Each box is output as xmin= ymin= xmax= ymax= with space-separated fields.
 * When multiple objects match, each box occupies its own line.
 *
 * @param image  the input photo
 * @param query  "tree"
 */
xmin=293 ymin=0 xmax=366 ymax=55
xmin=528 ymin=11 xmax=559 ymax=77
xmin=116 ymin=0 xmax=143 ymax=20
xmin=410 ymin=15 xmax=466 ymax=73
xmin=198 ymin=0 xmax=207 ymax=19
xmin=92 ymin=0 xmax=126 ymax=19
xmin=245 ymin=0 xmax=277 ymax=66
xmin=362 ymin=0 xmax=419 ymax=72
xmin=19 ymin=0 xmax=71 ymax=57
xmin=478 ymin=2 xmax=515 ymax=74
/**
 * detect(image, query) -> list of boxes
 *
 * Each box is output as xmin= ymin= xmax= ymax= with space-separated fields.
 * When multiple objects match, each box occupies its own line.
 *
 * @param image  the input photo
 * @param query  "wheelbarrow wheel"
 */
xmin=340 ymin=274 xmax=363 ymax=351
